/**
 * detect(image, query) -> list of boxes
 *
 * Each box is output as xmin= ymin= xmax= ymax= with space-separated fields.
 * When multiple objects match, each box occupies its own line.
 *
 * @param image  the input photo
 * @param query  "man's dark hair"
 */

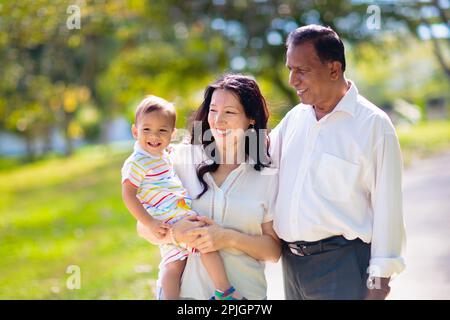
xmin=286 ymin=24 xmax=346 ymax=72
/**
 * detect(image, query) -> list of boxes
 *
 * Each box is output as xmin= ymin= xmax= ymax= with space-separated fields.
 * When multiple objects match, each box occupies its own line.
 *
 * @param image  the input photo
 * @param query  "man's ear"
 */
xmin=131 ymin=124 xmax=138 ymax=139
xmin=329 ymin=61 xmax=342 ymax=81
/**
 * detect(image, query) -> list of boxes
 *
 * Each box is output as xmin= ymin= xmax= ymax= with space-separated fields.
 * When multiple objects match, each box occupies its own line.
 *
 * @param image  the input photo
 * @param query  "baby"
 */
xmin=121 ymin=96 xmax=242 ymax=300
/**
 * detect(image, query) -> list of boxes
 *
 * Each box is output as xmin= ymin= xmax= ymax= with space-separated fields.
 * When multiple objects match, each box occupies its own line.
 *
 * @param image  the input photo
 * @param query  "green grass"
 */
xmin=0 ymin=145 xmax=161 ymax=299
xmin=0 ymin=120 xmax=449 ymax=299
xmin=397 ymin=120 xmax=450 ymax=165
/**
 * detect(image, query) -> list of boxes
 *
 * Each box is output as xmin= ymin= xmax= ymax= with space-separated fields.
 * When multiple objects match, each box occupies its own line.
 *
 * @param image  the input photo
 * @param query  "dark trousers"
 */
xmin=281 ymin=238 xmax=371 ymax=300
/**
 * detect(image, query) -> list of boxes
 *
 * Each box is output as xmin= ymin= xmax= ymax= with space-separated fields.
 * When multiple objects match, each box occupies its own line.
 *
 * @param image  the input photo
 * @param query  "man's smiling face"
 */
xmin=286 ymin=42 xmax=335 ymax=107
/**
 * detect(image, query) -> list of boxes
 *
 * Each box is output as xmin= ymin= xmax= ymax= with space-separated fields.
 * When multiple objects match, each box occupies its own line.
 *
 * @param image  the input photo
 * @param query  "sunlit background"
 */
xmin=0 ymin=0 xmax=449 ymax=299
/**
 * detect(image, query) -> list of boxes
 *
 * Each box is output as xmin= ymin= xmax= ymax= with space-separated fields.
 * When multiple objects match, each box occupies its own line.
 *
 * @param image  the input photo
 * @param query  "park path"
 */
xmin=265 ymin=151 xmax=450 ymax=300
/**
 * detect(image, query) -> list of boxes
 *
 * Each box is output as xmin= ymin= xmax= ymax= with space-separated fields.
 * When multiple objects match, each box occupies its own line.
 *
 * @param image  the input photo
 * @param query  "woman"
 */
xmin=138 ymin=74 xmax=281 ymax=300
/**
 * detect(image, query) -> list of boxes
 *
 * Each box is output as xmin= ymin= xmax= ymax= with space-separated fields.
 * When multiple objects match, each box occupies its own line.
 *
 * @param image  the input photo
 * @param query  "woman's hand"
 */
xmin=171 ymin=215 xmax=206 ymax=244
xmin=184 ymin=216 xmax=231 ymax=253
xmin=137 ymin=215 xmax=204 ymax=245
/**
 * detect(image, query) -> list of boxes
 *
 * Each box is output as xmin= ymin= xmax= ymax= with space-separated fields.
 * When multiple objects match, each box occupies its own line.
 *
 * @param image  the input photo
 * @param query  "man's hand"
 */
xmin=365 ymin=288 xmax=390 ymax=300
xmin=365 ymin=277 xmax=391 ymax=300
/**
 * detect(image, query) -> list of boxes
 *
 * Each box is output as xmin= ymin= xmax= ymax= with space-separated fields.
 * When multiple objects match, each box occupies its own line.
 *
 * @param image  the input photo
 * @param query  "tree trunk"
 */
xmin=42 ymin=125 xmax=53 ymax=154
xmin=416 ymin=2 xmax=450 ymax=83
xmin=63 ymin=113 xmax=74 ymax=157
xmin=99 ymin=117 xmax=112 ymax=145
xmin=24 ymin=131 xmax=35 ymax=161
xmin=419 ymin=16 xmax=450 ymax=82
xmin=430 ymin=36 xmax=450 ymax=81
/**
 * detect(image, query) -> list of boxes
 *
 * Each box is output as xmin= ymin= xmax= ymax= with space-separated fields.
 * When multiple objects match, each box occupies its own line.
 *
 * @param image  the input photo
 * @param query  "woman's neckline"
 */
xmin=207 ymin=163 xmax=247 ymax=190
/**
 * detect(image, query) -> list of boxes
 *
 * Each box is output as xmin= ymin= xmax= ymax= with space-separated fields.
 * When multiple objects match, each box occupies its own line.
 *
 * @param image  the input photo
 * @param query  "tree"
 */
xmin=1 ymin=0 xmax=447 ymax=160
xmin=139 ymin=0 xmax=448 ymax=110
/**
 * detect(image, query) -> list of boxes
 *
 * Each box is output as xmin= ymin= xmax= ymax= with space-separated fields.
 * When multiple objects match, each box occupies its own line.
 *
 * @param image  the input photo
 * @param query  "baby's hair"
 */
xmin=135 ymin=95 xmax=176 ymax=128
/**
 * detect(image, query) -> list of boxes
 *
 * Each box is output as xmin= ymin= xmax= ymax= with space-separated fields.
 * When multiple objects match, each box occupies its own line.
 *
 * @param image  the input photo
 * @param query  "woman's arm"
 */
xmin=185 ymin=217 xmax=281 ymax=263
xmin=228 ymin=221 xmax=281 ymax=263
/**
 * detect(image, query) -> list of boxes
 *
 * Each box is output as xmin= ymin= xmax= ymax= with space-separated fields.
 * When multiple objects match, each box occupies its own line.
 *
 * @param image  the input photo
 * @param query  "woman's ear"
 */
xmin=131 ymin=124 xmax=138 ymax=139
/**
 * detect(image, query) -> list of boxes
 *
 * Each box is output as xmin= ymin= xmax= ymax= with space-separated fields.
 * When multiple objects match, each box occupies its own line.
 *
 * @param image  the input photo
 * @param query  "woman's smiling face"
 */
xmin=208 ymin=89 xmax=254 ymax=147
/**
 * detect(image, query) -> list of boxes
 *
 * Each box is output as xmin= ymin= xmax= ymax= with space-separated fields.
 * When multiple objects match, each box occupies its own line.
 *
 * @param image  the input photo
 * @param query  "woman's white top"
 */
xmin=165 ymin=143 xmax=278 ymax=300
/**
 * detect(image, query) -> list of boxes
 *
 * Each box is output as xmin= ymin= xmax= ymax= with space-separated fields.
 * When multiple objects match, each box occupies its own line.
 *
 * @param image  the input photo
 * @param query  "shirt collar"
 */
xmin=298 ymin=80 xmax=358 ymax=118
xmin=332 ymin=80 xmax=358 ymax=117
xmin=204 ymin=163 xmax=248 ymax=189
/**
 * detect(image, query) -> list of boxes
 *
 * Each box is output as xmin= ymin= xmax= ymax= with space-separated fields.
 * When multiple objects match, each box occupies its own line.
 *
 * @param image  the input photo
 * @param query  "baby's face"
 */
xmin=132 ymin=111 xmax=174 ymax=156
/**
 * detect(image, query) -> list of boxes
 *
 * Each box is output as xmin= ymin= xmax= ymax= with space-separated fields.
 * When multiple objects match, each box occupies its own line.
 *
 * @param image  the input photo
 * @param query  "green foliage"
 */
xmin=398 ymin=120 xmax=450 ymax=165
xmin=1 ymin=0 xmax=449 ymax=300
xmin=347 ymin=35 xmax=449 ymax=109
xmin=0 ymin=145 xmax=160 ymax=299
xmin=0 ymin=0 xmax=448 ymax=159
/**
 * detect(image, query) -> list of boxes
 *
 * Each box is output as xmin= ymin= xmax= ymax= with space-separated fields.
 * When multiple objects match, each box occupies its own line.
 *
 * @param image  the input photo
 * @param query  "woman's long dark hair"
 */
xmin=190 ymin=74 xmax=271 ymax=198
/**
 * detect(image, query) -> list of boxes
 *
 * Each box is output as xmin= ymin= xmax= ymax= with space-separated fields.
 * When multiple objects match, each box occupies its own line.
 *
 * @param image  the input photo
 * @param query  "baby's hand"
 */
xmin=148 ymin=220 xmax=170 ymax=239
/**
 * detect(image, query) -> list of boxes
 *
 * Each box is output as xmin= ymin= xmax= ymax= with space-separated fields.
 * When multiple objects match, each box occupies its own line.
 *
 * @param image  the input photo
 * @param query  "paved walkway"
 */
xmin=265 ymin=151 xmax=450 ymax=300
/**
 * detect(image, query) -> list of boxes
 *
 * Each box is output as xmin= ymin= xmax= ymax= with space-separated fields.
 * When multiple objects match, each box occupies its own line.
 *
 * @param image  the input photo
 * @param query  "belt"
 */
xmin=285 ymin=235 xmax=353 ymax=257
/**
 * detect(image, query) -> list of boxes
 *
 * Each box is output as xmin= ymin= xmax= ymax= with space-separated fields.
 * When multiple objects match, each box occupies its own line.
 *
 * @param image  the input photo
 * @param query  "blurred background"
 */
xmin=0 ymin=0 xmax=449 ymax=299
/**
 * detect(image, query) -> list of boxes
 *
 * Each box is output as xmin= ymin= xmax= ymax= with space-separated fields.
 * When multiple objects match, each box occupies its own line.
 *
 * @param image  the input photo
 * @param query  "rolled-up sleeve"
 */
xmin=268 ymin=125 xmax=282 ymax=169
xmin=369 ymin=132 xmax=406 ymax=278
xmin=262 ymin=168 xmax=279 ymax=223
xmin=169 ymin=143 xmax=204 ymax=199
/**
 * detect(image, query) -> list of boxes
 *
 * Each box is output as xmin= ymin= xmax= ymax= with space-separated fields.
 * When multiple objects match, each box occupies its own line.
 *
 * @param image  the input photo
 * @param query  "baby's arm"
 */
xmin=122 ymin=179 xmax=169 ymax=239
xmin=138 ymin=215 xmax=204 ymax=246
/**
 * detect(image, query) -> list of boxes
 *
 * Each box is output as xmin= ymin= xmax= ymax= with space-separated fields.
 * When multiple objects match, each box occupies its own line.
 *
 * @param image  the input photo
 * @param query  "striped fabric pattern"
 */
xmin=121 ymin=143 xmax=193 ymax=222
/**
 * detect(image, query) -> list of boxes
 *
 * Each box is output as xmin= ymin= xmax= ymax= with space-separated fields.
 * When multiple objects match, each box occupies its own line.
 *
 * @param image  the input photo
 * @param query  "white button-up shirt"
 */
xmin=269 ymin=81 xmax=406 ymax=278
xmin=169 ymin=144 xmax=278 ymax=299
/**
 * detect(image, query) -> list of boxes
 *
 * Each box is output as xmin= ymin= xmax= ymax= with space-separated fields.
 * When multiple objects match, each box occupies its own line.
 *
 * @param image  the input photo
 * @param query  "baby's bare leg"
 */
xmin=201 ymin=252 xmax=244 ymax=299
xmin=160 ymin=259 xmax=186 ymax=300
xmin=200 ymin=252 xmax=231 ymax=292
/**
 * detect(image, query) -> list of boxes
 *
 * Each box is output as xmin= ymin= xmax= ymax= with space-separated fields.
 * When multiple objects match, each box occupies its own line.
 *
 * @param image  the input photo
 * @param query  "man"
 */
xmin=270 ymin=25 xmax=406 ymax=300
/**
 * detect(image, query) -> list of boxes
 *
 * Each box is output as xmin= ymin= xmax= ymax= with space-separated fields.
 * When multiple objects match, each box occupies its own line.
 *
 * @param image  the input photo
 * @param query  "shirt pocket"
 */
xmin=314 ymin=152 xmax=360 ymax=202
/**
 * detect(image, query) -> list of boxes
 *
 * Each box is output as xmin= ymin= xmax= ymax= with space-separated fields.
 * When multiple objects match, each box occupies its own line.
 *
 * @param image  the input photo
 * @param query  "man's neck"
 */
xmin=313 ymin=78 xmax=350 ymax=121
